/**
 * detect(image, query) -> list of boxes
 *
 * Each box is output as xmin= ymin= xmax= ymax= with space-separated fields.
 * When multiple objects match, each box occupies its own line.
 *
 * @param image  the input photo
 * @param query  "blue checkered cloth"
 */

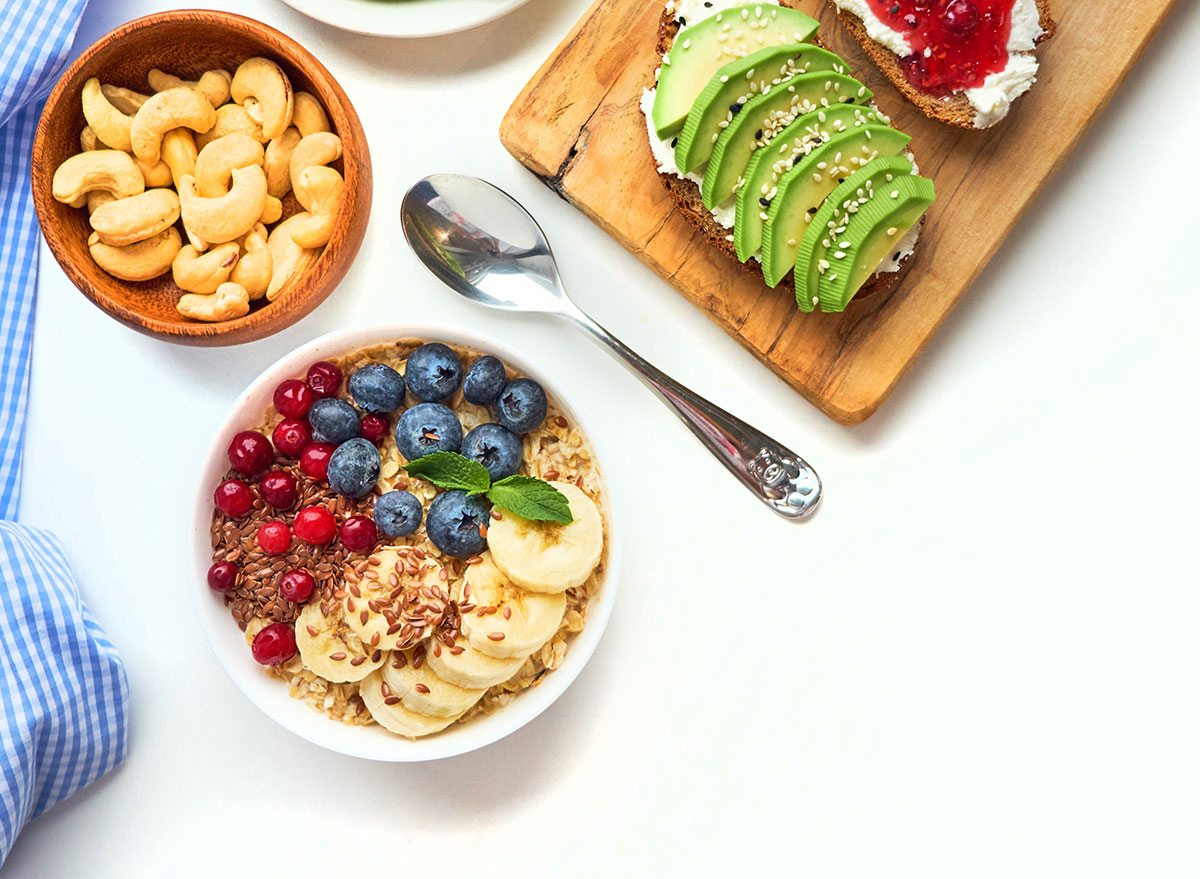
xmin=0 ymin=0 xmax=129 ymax=866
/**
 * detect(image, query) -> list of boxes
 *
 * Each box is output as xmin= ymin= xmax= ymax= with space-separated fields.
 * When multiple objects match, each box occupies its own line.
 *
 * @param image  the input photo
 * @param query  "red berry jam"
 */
xmin=257 ymin=521 xmax=291 ymax=555
xmin=339 ymin=515 xmax=377 ymax=554
xmin=273 ymin=379 xmax=313 ymax=418
xmin=273 ymin=418 xmax=311 ymax=456
xmin=863 ymin=0 xmax=1015 ymax=96
xmin=294 ymin=506 xmax=337 ymax=544
xmin=306 ymin=361 xmax=343 ymax=399
xmin=259 ymin=470 xmax=299 ymax=509
xmin=299 ymin=443 xmax=335 ymax=481
xmin=251 ymin=622 xmax=297 ymax=665
xmin=360 ymin=413 xmax=389 ymax=445
xmin=207 ymin=561 xmax=238 ymax=592
xmin=213 ymin=479 xmax=255 ymax=517
xmin=279 ymin=569 xmax=315 ymax=603
xmin=227 ymin=430 xmax=274 ymax=477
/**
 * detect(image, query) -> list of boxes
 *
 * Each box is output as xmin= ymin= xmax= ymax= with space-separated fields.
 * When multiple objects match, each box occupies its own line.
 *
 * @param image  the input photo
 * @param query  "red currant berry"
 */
xmin=279 ymin=569 xmax=315 ymax=603
xmin=293 ymin=506 xmax=337 ymax=544
xmin=943 ymin=0 xmax=979 ymax=35
xmin=299 ymin=442 xmax=335 ymax=481
xmin=272 ymin=418 xmax=311 ymax=456
xmin=250 ymin=623 xmax=297 ymax=666
xmin=227 ymin=430 xmax=274 ymax=477
xmin=257 ymin=521 xmax=291 ymax=555
xmin=213 ymin=479 xmax=254 ymax=517
xmin=207 ymin=561 xmax=238 ymax=592
xmin=360 ymin=413 xmax=389 ymax=444
xmin=340 ymin=515 xmax=377 ymax=553
xmin=259 ymin=470 xmax=298 ymax=509
xmin=306 ymin=361 xmax=343 ymax=399
xmin=273 ymin=379 xmax=312 ymax=418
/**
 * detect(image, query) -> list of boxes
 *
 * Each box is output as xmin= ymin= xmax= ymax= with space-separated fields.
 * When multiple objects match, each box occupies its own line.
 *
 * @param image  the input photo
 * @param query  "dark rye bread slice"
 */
xmin=835 ymin=0 xmax=1057 ymax=129
xmin=652 ymin=2 xmax=916 ymax=300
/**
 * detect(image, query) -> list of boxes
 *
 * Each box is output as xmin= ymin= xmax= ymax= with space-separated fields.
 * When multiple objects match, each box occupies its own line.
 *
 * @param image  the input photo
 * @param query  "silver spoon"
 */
xmin=400 ymin=174 xmax=821 ymax=520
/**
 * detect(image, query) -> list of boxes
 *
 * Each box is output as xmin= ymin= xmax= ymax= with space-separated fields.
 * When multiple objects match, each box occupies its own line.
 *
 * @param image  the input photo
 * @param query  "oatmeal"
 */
xmin=208 ymin=339 xmax=607 ymax=738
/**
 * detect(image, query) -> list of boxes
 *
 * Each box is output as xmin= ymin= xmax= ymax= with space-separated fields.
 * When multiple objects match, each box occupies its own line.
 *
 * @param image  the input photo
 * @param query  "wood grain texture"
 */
xmin=500 ymin=0 xmax=1179 ymax=424
xmin=31 ymin=10 xmax=373 ymax=347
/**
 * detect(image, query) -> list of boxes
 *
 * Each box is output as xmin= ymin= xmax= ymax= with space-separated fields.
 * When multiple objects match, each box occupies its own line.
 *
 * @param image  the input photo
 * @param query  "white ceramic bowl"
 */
xmin=276 ymin=0 xmax=532 ymax=38
xmin=192 ymin=323 xmax=620 ymax=761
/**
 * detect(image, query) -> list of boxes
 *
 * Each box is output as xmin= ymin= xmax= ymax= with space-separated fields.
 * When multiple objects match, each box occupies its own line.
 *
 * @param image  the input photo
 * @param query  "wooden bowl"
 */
xmin=31 ymin=10 xmax=372 ymax=346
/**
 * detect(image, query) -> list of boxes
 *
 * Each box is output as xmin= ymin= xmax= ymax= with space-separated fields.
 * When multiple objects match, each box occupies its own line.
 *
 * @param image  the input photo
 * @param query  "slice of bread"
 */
xmin=835 ymin=0 xmax=1056 ymax=129
xmin=651 ymin=2 xmax=916 ymax=301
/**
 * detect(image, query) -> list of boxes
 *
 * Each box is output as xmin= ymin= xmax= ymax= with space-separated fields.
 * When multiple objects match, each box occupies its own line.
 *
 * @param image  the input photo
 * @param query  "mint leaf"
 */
xmin=487 ymin=476 xmax=574 ymax=525
xmin=403 ymin=452 xmax=491 ymax=494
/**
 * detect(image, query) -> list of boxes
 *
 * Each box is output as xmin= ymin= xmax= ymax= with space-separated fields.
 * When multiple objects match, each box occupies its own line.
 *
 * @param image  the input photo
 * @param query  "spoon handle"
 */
xmin=564 ymin=310 xmax=821 ymax=520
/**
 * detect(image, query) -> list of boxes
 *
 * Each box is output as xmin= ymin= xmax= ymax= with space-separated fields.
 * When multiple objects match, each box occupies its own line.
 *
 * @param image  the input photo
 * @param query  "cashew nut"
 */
xmin=289 ymin=166 xmax=345 ymax=249
xmin=89 ymin=188 xmax=180 ymax=247
xmin=177 ymin=281 xmax=250 ymax=322
xmin=135 ymin=157 xmax=173 ymax=188
xmin=178 ymin=164 xmax=267 ymax=245
xmin=148 ymin=68 xmax=231 ymax=108
xmin=195 ymin=103 xmax=265 ymax=151
xmin=230 ymin=58 xmax=293 ymax=140
xmin=263 ymin=127 xmax=300 ymax=198
xmin=101 ymin=84 xmax=149 ymax=114
xmin=52 ymin=150 xmax=144 ymax=203
xmin=130 ymin=87 xmax=216 ymax=163
xmin=289 ymin=132 xmax=341 ymax=194
xmin=88 ymin=227 xmax=181 ymax=281
xmin=291 ymin=92 xmax=330 ymax=137
xmin=266 ymin=214 xmax=319 ymax=301
xmin=231 ymin=223 xmax=272 ymax=300
xmin=81 ymin=77 xmax=132 ymax=151
xmin=86 ymin=191 xmax=115 ymax=214
xmin=160 ymin=129 xmax=197 ymax=189
xmin=259 ymin=195 xmax=283 ymax=225
xmin=80 ymin=126 xmax=99 ymax=151
xmin=193 ymin=133 xmax=265 ymax=197
xmin=171 ymin=242 xmax=240 ymax=293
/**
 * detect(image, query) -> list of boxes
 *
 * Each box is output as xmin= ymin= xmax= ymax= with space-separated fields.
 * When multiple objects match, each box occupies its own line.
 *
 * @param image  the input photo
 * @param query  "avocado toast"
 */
xmin=642 ymin=0 xmax=936 ymax=312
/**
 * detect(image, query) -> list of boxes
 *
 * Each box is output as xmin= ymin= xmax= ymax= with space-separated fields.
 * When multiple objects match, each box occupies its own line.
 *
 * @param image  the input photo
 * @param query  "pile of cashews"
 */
xmin=50 ymin=57 xmax=346 ymax=323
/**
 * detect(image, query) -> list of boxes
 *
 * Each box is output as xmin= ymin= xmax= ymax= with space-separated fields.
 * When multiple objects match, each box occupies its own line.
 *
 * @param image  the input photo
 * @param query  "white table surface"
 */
xmin=7 ymin=0 xmax=1200 ymax=875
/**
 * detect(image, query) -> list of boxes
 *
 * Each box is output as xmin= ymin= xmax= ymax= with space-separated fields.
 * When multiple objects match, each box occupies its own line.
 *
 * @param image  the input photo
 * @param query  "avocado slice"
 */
xmin=699 ymin=51 xmax=864 ymax=208
xmin=678 ymin=63 xmax=871 ymax=180
xmin=651 ymin=4 xmax=819 ymax=139
xmin=760 ymin=126 xmax=911 ymax=285
xmin=816 ymin=175 xmax=934 ymax=311
xmin=734 ymin=103 xmax=890 ymax=262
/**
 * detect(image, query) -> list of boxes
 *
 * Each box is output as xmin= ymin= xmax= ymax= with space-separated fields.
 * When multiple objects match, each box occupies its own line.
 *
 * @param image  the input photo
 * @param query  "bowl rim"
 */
xmin=192 ymin=322 xmax=622 ymax=761
xmin=31 ymin=8 xmax=372 ymax=346
xmin=274 ymin=0 xmax=532 ymax=38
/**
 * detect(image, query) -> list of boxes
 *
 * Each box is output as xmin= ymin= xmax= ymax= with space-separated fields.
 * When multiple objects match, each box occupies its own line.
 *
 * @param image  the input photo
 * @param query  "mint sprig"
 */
xmin=403 ymin=452 xmax=573 ymax=524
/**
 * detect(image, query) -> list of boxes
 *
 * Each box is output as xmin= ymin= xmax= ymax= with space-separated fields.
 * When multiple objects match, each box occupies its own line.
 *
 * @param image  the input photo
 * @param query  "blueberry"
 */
xmin=374 ymin=490 xmax=423 ymax=537
xmin=425 ymin=490 xmax=490 ymax=558
xmin=308 ymin=397 xmax=360 ymax=444
xmin=326 ymin=438 xmax=380 ymax=499
xmin=463 ymin=355 xmax=507 ymax=405
xmin=461 ymin=423 xmax=522 ymax=481
xmin=405 ymin=343 xmax=462 ymax=402
xmin=495 ymin=378 xmax=547 ymax=435
xmin=348 ymin=363 xmax=405 ymax=413
xmin=394 ymin=403 xmax=463 ymax=462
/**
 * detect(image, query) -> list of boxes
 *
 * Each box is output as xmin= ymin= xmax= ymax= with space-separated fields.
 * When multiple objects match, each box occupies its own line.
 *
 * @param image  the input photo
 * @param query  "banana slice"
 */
xmin=344 ymin=548 xmax=446 ymax=652
xmin=382 ymin=650 xmax=484 ymax=718
xmin=487 ymin=481 xmax=603 ymax=594
xmin=359 ymin=669 xmax=459 ymax=738
xmin=458 ymin=555 xmax=566 ymax=659
xmin=294 ymin=602 xmax=386 ymax=683
xmin=425 ymin=638 xmax=528 ymax=690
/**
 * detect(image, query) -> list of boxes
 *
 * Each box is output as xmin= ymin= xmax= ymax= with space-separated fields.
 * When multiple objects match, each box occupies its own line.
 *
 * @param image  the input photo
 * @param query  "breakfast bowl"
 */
xmin=31 ymin=10 xmax=372 ymax=347
xmin=192 ymin=324 xmax=620 ymax=761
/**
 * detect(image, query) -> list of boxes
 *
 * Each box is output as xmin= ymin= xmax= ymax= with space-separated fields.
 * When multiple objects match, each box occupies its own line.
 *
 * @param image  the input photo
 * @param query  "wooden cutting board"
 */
xmin=500 ymin=0 xmax=1179 ymax=424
